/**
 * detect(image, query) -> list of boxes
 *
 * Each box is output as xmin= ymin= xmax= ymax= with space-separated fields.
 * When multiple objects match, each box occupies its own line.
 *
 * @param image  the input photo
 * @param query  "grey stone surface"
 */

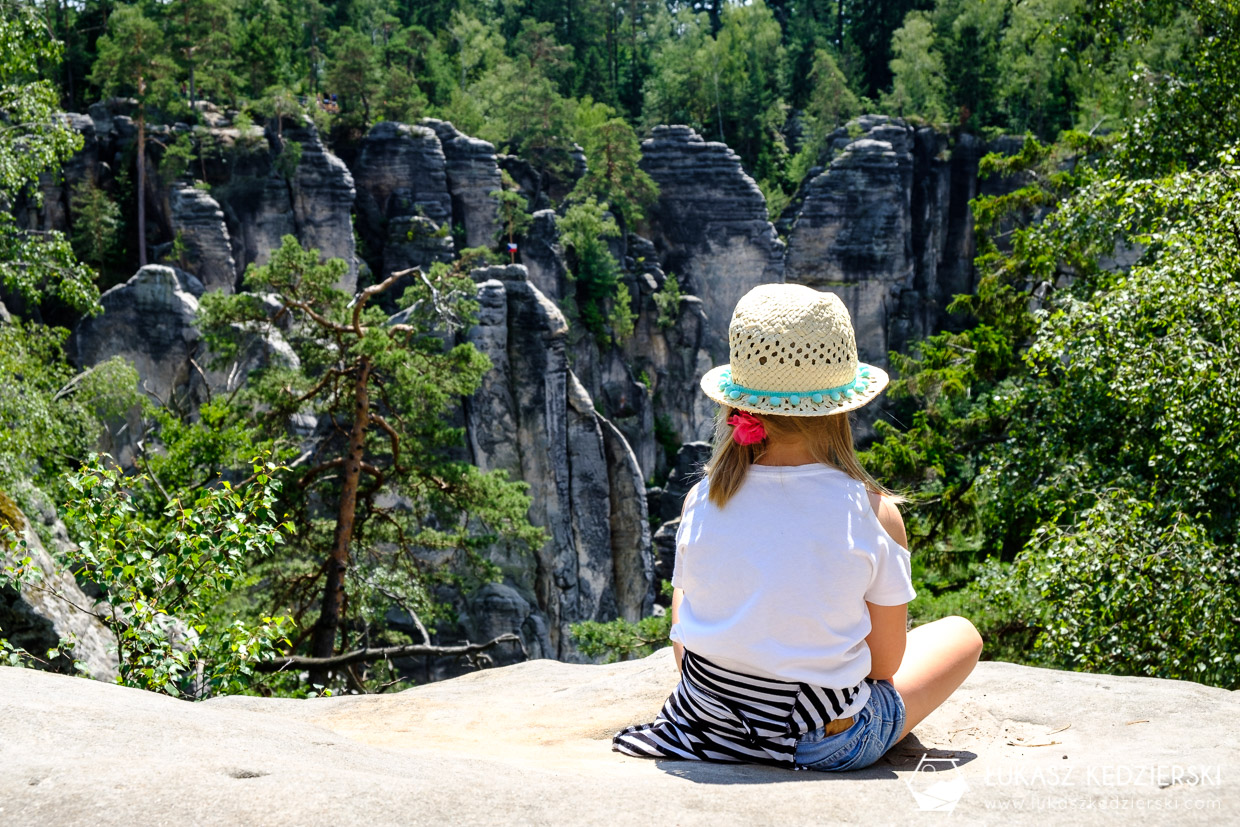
xmin=625 ymin=290 xmax=716 ymax=448
xmin=168 ymin=184 xmax=238 ymax=293
xmin=2 ymin=651 xmax=1236 ymax=825
xmin=71 ymin=265 xmax=202 ymax=410
xmin=781 ymin=116 xmax=1031 ymax=374
xmin=286 ymin=122 xmax=359 ymax=293
xmin=463 ymin=268 xmax=654 ymax=657
xmin=521 ymin=208 xmax=568 ymax=301
xmin=380 ymin=216 xmax=455 ymax=292
xmin=0 ymin=487 xmax=118 ymax=683
xmin=423 ymin=118 xmax=501 ymax=249
xmin=640 ymin=125 xmax=785 ymax=363
xmin=352 ymin=122 xmax=453 ymax=280
xmin=70 ymin=264 xmax=297 ymax=466
xmin=651 ymin=517 xmax=679 ymax=599
xmin=784 ymin=121 xmax=914 ymax=370
xmin=599 ymin=416 xmax=654 ymax=621
xmin=353 ymin=122 xmax=452 ymax=228
xmin=659 ymin=442 xmax=711 ymax=523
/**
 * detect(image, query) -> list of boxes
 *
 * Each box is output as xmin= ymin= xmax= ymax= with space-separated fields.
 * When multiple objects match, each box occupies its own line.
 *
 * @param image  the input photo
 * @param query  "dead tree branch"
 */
xmin=256 ymin=633 xmax=520 ymax=673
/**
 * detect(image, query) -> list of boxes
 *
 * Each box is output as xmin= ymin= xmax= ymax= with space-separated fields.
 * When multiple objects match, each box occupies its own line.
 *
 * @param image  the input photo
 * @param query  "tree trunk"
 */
xmin=137 ymin=101 xmax=147 ymax=267
xmin=309 ymin=357 xmax=372 ymax=686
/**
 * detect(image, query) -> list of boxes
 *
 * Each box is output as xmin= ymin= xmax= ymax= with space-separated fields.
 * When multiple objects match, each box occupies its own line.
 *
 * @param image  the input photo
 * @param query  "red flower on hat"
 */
xmin=727 ymin=411 xmax=766 ymax=445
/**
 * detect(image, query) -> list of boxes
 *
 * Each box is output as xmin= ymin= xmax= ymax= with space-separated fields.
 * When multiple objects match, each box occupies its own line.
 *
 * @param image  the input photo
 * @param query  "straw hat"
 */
xmin=700 ymin=283 xmax=888 ymax=417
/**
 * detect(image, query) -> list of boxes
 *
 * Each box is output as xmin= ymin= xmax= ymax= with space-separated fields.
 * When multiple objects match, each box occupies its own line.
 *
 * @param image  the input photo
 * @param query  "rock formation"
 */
xmin=520 ymin=209 xmax=569 ymax=301
xmin=0 ymin=486 xmax=118 ymax=682
xmin=70 ymin=264 xmax=297 ymax=466
xmin=168 ymin=184 xmax=238 ymax=293
xmin=36 ymin=109 xmax=358 ymax=294
xmin=3 ymin=651 xmax=1238 ymax=825
xmin=784 ymin=120 xmax=914 ymax=367
xmin=424 ymin=119 xmax=501 ymax=249
xmin=286 ymin=122 xmax=359 ymax=292
xmin=639 ymin=125 xmax=785 ymax=362
xmin=463 ymin=266 xmax=654 ymax=657
xmin=782 ymin=116 xmax=1024 ymax=368
xmin=71 ymin=264 xmax=205 ymax=414
xmin=25 ymin=113 xmax=1038 ymax=682
xmin=351 ymin=122 xmax=454 ymax=280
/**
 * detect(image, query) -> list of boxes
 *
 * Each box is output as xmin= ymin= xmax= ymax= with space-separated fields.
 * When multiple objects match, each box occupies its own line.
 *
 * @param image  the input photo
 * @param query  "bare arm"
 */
xmin=865 ymin=492 xmax=910 ymax=680
xmin=671 ymin=587 xmax=684 ymax=673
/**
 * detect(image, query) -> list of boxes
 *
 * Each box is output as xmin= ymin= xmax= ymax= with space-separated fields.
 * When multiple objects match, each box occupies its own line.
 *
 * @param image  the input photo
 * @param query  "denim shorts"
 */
xmin=794 ymin=679 xmax=906 ymax=771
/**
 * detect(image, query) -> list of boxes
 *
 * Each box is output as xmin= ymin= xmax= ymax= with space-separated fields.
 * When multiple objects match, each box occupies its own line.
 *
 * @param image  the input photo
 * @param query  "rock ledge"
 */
xmin=1 ymin=651 xmax=1236 ymax=825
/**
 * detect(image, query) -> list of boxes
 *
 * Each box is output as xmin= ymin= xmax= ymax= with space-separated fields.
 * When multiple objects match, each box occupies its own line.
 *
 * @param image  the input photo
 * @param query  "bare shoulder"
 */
xmin=867 ymin=490 xmax=909 ymax=550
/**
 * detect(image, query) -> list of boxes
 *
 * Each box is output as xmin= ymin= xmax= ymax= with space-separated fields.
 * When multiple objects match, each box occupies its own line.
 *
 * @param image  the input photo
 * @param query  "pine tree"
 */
xmin=90 ymin=4 xmax=175 ymax=268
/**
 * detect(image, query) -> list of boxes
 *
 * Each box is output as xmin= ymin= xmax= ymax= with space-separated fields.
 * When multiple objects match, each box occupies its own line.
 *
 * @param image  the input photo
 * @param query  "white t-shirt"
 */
xmin=670 ymin=463 xmax=916 ymax=716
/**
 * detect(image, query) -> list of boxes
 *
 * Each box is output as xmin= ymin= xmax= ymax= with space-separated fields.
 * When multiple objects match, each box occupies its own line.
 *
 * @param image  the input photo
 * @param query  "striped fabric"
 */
xmin=613 ymin=650 xmax=868 ymax=767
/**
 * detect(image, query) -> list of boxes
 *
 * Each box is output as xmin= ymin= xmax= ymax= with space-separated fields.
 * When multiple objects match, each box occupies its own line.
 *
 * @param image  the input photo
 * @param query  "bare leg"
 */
xmin=891 ymin=616 xmax=983 ymax=741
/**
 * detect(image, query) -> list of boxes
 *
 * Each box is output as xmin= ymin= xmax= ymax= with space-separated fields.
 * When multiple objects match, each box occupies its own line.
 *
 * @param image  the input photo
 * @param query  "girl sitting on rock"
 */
xmin=614 ymin=283 xmax=982 ymax=771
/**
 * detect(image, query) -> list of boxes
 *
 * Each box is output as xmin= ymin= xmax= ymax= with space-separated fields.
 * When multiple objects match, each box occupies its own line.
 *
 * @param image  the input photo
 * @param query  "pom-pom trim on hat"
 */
xmin=700 ymin=362 xmax=889 ymax=417
xmin=717 ymin=366 xmax=874 ymax=406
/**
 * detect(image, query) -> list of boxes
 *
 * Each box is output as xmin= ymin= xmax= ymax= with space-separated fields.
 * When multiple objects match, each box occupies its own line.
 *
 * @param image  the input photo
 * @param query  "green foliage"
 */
xmin=491 ymin=169 xmax=532 ymax=251
xmin=642 ymin=2 xmax=788 ymax=182
xmin=571 ymin=613 xmax=671 ymax=663
xmin=608 ymin=282 xmax=636 ymax=344
xmin=325 ymin=26 xmax=378 ymax=125
xmin=187 ymin=235 xmax=544 ymax=692
xmin=273 ymin=137 xmax=303 ymax=181
xmin=572 ymin=100 xmax=658 ymax=235
xmin=0 ymin=0 xmax=97 ymax=315
xmin=159 ymin=132 xmax=195 ymax=182
xmin=558 ymin=197 xmax=623 ymax=343
xmin=653 ymin=274 xmax=683 ymax=329
xmin=69 ymin=178 xmax=123 ymax=274
xmin=571 ymin=580 xmax=674 ymax=663
xmin=0 ymin=630 xmax=39 ymax=669
xmin=805 ymin=49 xmax=861 ymax=134
xmin=0 ymin=322 xmax=141 ymax=500
xmin=1006 ymin=495 xmax=1240 ymax=687
xmin=41 ymin=456 xmax=291 ymax=697
xmin=885 ymin=11 xmax=947 ymax=121
xmin=89 ymin=4 xmax=175 ymax=107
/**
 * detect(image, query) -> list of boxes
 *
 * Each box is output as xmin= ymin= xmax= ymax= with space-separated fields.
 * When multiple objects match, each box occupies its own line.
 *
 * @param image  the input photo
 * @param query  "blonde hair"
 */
xmin=704 ymin=407 xmax=894 ymax=508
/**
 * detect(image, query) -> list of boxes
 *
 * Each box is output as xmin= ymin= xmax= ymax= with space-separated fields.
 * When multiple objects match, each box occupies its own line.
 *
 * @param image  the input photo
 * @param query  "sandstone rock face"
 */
xmin=218 ymin=172 xmax=298 ymax=283
xmin=784 ymin=119 xmax=914 ymax=368
xmin=781 ymin=116 xmax=1028 ymax=372
xmin=463 ymin=267 xmax=653 ymax=658
xmin=657 ymin=441 xmax=711 ymax=523
xmin=380 ymin=216 xmax=455 ymax=280
xmin=352 ymin=122 xmax=454 ymax=281
xmin=38 ymin=113 xmax=357 ymax=295
xmin=640 ymin=125 xmax=784 ymax=362
xmin=286 ymin=122 xmax=359 ymax=293
xmin=521 ymin=209 xmax=569 ymax=301
xmin=424 ymin=119 xmax=501 ymax=249
xmin=168 ymin=184 xmax=238 ymax=293
xmin=71 ymin=265 xmax=203 ymax=411
xmin=3 ymin=652 xmax=1238 ymax=825
xmin=599 ymin=416 xmax=655 ymax=620
xmin=0 ymin=486 xmax=119 ymax=682
xmin=70 ymin=264 xmax=297 ymax=466
xmin=353 ymin=122 xmax=452 ymax=230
